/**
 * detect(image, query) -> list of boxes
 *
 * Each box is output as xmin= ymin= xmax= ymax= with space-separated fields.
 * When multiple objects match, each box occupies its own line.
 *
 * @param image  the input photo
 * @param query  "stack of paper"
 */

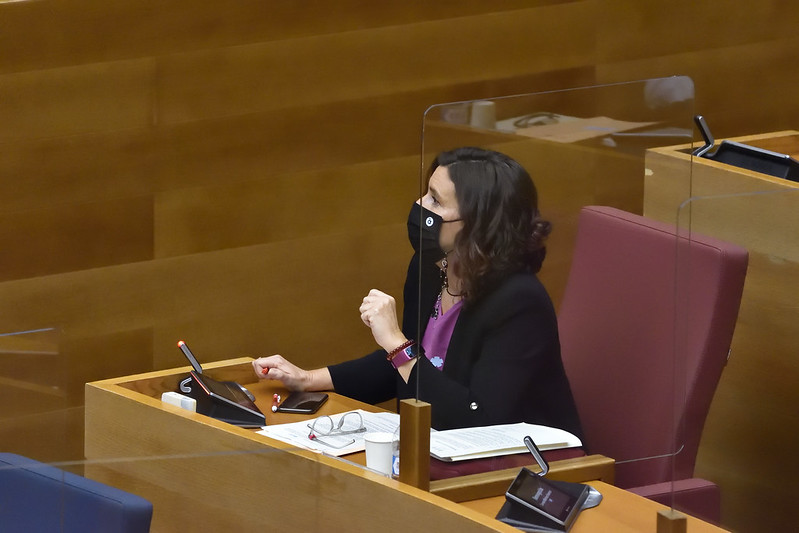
xmin=429 ymin=423 xmax=581 ymax=462
xmin=259 ymin=414 xmax=580 ymax=462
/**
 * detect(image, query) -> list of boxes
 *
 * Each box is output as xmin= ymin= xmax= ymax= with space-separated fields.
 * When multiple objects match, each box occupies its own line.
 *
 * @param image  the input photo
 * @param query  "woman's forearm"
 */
xmin=305 ymin=367 xmax=334 ymax=391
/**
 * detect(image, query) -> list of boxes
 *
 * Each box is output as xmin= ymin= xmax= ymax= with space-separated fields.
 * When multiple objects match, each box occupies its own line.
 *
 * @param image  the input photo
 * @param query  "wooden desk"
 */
xmin=85 ymin=358 xmax=721 ymax=532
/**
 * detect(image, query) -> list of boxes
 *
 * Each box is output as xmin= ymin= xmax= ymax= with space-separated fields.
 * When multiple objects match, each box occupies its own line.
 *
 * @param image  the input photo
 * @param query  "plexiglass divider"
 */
xmin=418 ymin=77 xmax=696 ymax=508
xmin=671 ymin=187 xmax=799 ymax=531
xmin=0 ymin=448 xmax=383 ymax=531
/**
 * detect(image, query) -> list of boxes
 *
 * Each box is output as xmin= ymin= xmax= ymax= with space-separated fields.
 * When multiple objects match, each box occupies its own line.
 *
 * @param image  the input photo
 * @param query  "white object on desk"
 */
xmin=364 ymin=432 xmax=395 ymax=476
xmin=469 ymin=100 xmax=496 ymax=130
xmin=430 ymin=422 xmax=581 ymax=462
xmin=160 ymin=391 xmax=197 ymax=412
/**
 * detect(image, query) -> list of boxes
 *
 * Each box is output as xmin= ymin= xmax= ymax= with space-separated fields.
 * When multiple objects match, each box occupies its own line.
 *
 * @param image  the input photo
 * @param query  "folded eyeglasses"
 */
xmin=307 ymin=411 xmax=366 ymax=449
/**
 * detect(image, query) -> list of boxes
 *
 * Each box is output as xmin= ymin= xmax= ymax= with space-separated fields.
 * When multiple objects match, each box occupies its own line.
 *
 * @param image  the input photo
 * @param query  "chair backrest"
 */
xmin=0 ymin=452 xmax=152 ymax=533
xmin=558 ymin=206 xmax=748 ymax=489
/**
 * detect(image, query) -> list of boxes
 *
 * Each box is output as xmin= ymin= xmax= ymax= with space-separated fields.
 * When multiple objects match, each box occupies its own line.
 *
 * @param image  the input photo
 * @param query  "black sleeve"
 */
xmin=398 ymin=275 xmax=582 ymax=438
xmin=327 ymin=253 xmax=439 ymax=406
xmin=327 ymin=349 xmax=397 ymax=405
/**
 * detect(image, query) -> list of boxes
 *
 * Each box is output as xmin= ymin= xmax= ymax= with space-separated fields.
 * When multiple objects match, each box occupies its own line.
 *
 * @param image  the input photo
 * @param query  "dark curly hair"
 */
xmin=430 ymin=147 xmax=551 ymax=303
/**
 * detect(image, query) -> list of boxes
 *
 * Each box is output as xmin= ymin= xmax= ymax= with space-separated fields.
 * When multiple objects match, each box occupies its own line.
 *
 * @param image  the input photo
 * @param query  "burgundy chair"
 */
xmin=557 ymin=206 xmax=748 ymax=525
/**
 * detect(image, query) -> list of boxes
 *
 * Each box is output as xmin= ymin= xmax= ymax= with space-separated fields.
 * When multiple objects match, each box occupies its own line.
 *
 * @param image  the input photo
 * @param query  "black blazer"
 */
xmin=328 ymin=254 xmax=582 ymax=437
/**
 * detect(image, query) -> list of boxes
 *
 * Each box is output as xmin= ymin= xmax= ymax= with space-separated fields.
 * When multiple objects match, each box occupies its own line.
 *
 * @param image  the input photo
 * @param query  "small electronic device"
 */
xmin=505 ymin=467 xmax=590 ymax=529
xmin=498 ymin=436 xmax=599 ymax=531
xmin=176 ymin=341 xmax=265 ymax=428
xmin=693 ymin=115 xmax=799 ymax=181
xmin=277 ymin=391 xmax=329 ymax=414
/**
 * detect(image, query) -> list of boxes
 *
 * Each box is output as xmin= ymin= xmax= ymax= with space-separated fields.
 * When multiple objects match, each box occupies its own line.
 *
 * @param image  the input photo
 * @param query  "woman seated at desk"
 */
xmin=253 ymin=147 xmax=582 ymax=439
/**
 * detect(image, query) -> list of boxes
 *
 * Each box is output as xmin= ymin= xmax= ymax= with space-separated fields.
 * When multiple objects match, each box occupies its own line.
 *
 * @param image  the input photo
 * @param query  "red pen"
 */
xmin=271 ymin=393 xmax=281 ymax=412
xmin=261 ymin=367 xmax=269 ymax=376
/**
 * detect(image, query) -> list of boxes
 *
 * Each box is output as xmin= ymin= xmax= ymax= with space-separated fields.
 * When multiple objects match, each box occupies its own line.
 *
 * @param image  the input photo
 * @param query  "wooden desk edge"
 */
xmin=86 ymin=358 xmax=611 ymax=531
xmin=85 ymin=359 xmax=530 ymax=532
xmin=430 ymin=454 xmax=615 ymax=502
xmin=87 ymin=357 xmax=256 ymax=389
xmin=88 ymin=358 xmax=614 ymax=500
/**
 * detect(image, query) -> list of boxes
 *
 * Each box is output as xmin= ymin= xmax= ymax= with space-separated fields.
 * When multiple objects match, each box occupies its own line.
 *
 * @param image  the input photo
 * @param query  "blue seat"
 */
xmin=0 ymin=453 xmax=152 ymax=533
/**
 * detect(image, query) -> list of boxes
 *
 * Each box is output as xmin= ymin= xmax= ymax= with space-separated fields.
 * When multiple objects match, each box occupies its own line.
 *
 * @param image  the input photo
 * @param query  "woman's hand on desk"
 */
xmin=252 ymin=355 xmax=333 ymax=392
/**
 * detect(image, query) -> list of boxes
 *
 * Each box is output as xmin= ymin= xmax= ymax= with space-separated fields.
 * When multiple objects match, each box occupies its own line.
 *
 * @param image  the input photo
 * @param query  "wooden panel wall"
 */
xmin=1 ymin=2 xmax=797 ymax=530
xmin=595 ymin=0 xmax=799 ymax=137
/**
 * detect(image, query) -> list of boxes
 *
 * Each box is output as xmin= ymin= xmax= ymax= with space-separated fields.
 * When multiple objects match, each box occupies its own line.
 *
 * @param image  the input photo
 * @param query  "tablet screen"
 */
xmin=506 ymin=468 xmax=582 ymax=526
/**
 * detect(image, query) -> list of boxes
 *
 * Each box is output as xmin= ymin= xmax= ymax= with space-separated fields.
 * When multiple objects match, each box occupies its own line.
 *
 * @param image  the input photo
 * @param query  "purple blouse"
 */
xmin=421 ymin=296 xmax=464 ymax=370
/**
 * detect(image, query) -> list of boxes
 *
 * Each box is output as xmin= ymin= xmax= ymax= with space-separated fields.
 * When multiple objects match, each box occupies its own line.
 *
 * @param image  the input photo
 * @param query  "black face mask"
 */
xmin=407 ymin=202 xmax=459 ymax=263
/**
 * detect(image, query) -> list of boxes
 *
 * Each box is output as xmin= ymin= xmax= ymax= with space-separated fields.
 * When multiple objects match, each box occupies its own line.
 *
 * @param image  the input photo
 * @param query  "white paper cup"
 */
xmin=439 ymin=103 xmax=470 ymax=125
xmin=469 ymin=100 xmax=496 ymax=130
xmin=364 ymin=432 xmax=395 ymax=476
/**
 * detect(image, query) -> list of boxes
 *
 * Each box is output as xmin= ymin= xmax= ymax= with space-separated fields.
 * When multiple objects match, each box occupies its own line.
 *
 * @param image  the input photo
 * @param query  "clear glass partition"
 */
xmin=0 ymin=448 xmax=370 ymax=531
xmin=417 ymin=78 xmax=696 ymax=480
xmin=420 ymin=77 xmax=695 ymax=312
xmin=418 ymin=79 xmax=797 ymax=531
xmin=3 ymin=447 xmax=526 ymax=532
xmin=674 ymin=187 xmax=799 ymax=531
